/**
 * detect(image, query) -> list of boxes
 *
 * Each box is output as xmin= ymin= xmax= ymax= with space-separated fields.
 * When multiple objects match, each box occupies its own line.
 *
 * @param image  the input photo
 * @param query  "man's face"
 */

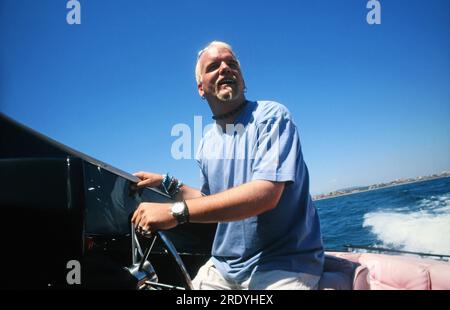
xmin=197 ymin=47 xmax=245 ymax=103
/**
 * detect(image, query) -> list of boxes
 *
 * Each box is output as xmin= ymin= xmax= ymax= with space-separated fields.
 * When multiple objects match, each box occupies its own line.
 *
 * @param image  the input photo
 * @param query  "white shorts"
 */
xmin=192 ymin=258 xmax=320 ymax=290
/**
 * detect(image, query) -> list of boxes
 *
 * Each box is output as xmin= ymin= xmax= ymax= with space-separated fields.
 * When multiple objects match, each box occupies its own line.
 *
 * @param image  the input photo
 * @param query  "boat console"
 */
xmin=0 ymin=113 xmax=215 ymax=289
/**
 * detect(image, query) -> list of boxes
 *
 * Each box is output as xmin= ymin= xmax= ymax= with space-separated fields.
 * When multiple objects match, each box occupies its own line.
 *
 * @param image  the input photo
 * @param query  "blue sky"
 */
xmin=1 ymin=0 xmax=449 ymax=195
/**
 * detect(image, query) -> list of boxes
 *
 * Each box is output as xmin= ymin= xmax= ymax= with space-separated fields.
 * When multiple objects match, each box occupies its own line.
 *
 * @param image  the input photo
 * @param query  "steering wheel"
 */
xmin=125 ymin=223 xmax=194 ymax=290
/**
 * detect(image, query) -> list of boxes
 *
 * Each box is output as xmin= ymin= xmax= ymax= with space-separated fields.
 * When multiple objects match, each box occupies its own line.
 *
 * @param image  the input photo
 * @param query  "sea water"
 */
xmin=315 ymin=177 xmax=450 ymax=256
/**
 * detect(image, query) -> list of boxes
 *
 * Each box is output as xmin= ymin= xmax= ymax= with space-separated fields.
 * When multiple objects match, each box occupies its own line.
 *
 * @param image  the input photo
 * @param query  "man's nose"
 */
xmin=219 ymin=61 xmax=231 ymax=74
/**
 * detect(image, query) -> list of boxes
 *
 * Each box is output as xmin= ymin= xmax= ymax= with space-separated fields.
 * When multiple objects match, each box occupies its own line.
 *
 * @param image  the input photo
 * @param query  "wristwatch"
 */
xmin=170 ymin=200 xmax=190 ymax=225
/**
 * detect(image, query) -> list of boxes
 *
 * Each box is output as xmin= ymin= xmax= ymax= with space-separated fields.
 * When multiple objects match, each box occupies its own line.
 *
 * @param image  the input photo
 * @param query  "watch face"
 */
xmin=171 ymin=201 xmax=189 ymax=225
xmin=172 ymin=202 xmax=184 ymax=214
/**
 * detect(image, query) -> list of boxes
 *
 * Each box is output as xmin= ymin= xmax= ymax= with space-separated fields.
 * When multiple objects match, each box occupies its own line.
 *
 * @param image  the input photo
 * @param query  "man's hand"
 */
xmin=131 ymin=202 xmax=177 ymax=234
xmin=133 ymin=171 xmax=164 ymax=189
xmin=134 ymin=171 xmax=204 ymax=201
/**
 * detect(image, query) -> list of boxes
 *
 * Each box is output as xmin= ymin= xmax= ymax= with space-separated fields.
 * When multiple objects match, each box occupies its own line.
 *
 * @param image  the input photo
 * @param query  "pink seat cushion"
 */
xmin=324 ymin=252 xmax=450 ymax=290
xmin=359 ymin=254 xmax=431 ymax=290
xmin=428 ymin=261 xmax=450 ymax=289
xmin=353 ymin=266 xmax=370 ymax=290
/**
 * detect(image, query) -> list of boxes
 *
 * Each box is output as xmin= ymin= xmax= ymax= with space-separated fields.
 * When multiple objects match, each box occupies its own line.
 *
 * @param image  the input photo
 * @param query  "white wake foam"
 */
xmin=363 ymin=193 xmax=450 ymax=255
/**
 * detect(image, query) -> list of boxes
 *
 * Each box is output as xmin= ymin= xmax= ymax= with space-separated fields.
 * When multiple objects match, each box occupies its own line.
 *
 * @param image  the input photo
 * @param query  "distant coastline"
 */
xmin=312 ymin=171 xmax=450 ymax=201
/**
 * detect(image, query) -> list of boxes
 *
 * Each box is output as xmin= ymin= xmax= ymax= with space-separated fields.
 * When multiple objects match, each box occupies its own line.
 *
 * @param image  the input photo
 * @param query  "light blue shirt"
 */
xmin=196 ymin=100 xmax=324 ymax=282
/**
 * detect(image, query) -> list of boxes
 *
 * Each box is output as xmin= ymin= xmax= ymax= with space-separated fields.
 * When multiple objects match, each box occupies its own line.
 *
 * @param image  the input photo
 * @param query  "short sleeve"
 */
xmin=251 ymin=114 xmax=300 ymax=183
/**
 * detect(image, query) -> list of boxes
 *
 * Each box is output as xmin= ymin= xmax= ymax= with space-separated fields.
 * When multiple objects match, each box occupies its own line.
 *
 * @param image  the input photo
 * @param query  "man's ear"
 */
xmin=198 ymin=83 xmax=205 ymax=97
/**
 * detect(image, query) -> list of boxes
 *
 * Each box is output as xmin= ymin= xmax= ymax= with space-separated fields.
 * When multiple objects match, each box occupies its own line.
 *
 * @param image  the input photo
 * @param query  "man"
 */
xmin=131 ymin=41 xmax=324 ymax=289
